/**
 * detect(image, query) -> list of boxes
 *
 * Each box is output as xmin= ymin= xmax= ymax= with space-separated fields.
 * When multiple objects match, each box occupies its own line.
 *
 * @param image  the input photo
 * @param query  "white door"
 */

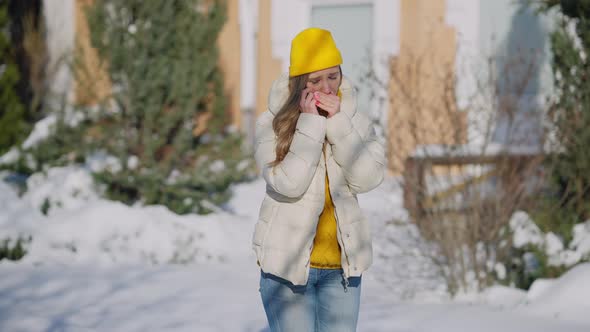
xmin=311 ymin=4 xmax=373 ymax=116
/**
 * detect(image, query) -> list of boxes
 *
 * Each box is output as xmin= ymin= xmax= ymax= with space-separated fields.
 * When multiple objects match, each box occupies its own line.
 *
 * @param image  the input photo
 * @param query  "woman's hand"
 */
xmin=313 ymin=92 xmax=340 ymax=118
xmin=299 ymin=88 xmax=319 ymax=115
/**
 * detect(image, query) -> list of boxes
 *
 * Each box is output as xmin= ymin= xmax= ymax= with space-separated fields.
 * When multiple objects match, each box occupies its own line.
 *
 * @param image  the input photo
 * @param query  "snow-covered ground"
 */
xmin=1 ymin=166 xmax=589 ymax=331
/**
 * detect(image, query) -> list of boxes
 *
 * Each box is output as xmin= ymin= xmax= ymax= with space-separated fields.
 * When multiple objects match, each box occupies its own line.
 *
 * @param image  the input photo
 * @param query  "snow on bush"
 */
xmin=23 ymin=166 xmax=99 ymax=212
xmin=510 ymin=211 xmax=544 ymax=248
xmin=510 ymin=210 xmax=590 ymax=267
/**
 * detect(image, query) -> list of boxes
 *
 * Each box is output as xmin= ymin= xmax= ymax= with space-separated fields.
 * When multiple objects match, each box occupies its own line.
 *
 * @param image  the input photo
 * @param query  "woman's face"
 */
xmin=306 ymin=66 xmax=341 ymax=95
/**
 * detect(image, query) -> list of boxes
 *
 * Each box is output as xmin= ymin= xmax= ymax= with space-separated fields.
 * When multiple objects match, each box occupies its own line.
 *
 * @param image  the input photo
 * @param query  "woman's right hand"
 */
xmin=299 ymin=88 xmax=319 ymax=115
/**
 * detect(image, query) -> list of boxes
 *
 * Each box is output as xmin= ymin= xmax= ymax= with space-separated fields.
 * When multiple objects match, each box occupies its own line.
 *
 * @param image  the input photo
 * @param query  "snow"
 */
xmin=571 ymin=222 xmax=590 ymax=256
xmin=481 ymin=285 xmax=527 ymax=308
xmin=23 ymin=166 xmax=99 ymax=212
xmin=1 ymin=166 xmax=590 ymax=331
xmin=522 ymin=264 xmax=590 ymax=325
xmin=86 ymin=151 xmax=122 ymax=174
xmin=209 ymin=160 xmax=226 ymax=173
xmin=127 ymin=155 xmax=139 ymax=170
xmin=545 ymin=232 xmax=565 ymax=256
xmin=22 ymin=114 xmax=57 ymax=149
xmin=510 ymin=211 xmax=544 ymax=248
xmin=526 ymin=278 xmax=555 ymax=301
xmin=494 ymin=262 xmax=507 ymax=280
xmin=0 ymin=109 xmax=86 ymax=167
xmin=0 ymin=166 xmax=243 ymax=266
xmin=0 ymin=262 xmax=264 ymax=332
xmin=412 ymin=142 xmax=542 ymax=158
xmin=0 ymin=146 xmax=19 ymax=165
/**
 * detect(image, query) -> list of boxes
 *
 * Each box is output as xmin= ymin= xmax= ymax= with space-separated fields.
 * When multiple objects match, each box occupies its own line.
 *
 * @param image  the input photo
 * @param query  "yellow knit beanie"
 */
xmin=289 ymin=28 xmax=343 ymax=77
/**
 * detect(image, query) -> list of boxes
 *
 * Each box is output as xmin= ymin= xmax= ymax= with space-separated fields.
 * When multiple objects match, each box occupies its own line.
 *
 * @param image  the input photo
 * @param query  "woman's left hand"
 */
xmin=314 ymin=92 xmax=340 ymax=118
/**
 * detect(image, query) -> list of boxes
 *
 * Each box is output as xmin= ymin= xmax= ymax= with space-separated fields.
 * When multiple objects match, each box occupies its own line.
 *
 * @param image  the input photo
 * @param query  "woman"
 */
xmin=252 ymin=27 xmax=385 ymax=331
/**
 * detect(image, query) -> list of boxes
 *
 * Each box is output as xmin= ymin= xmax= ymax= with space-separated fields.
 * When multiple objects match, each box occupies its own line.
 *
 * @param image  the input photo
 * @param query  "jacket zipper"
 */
xmin=333 ymin=197 xmax=351 ymax=291
xmin=325 ymin=145 xmax=351 ymax=290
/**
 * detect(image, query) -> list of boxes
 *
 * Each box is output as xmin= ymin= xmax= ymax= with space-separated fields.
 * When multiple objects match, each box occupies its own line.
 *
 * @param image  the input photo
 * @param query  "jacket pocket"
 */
xmin=252 ymin=220 xmax=270 ymax=265
xmin=252 ymin=202 xmax=277 ymax=264
xmin=335 ymin=196 xmax=363 ymax=226
xmin=253 ymin=220 xmax=270 ymax=246
xmin=340 ymin=218 xmax=373 ymax=271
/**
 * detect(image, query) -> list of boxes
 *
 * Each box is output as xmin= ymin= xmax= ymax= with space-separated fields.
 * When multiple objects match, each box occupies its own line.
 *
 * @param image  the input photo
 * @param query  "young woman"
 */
xmin=252 ymin=27 xmax=385 ymax=331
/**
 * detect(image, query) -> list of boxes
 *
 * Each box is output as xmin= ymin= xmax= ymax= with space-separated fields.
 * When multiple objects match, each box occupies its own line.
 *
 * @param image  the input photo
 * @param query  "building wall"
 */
xmin=447 ymin=0 xmax=554 ymax=149
xmin=478 ymin=0 xmax=553 ymax=148
xmin=75 ymin=0 xmax=241 ymax=118
xmin=445 ymin=0 xmax=480 ymax=110
xmin=218 ymin=0 xmax=242 ymax=128
xmin=253 ymin=0 xmax=463 ymax=174
xmin=73 ymin=0 xmax=111 ymax=106
xmin=60 ymin=0 xmax=551 ymax=172
xmin=388 ymin=0 xmax=467 ymax=173
xmin=255 ymin=0 xmax=283 ymax=117
xmin=43 ymin=0 xmax=75 ymax=103
xmin=266 ymin=0 xmax=400 ymax=130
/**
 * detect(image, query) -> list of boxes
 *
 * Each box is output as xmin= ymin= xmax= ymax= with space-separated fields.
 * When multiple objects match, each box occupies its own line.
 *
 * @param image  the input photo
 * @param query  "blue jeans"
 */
xmin=259 ymin=268 xmax=361 ymax=332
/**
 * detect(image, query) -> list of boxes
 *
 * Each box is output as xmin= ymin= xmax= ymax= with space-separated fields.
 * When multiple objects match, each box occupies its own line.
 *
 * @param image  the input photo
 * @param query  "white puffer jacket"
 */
xmin=252 ymin=73 xmax=385 ymax=286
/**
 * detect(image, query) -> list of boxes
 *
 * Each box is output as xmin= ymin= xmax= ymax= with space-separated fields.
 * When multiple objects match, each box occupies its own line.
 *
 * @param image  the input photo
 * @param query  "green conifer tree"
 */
xmin=0 ymin=1 xmax=28 ymax=155
xmin=537 ymin=0 xmax=590 ymax=234
xmin=84 ymin=0 xmax=251 ymax=214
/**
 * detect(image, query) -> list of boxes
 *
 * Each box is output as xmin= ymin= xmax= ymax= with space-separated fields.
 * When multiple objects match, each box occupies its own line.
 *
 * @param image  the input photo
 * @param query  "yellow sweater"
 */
xmin=309 ymin=172 xmax=342 ymax=268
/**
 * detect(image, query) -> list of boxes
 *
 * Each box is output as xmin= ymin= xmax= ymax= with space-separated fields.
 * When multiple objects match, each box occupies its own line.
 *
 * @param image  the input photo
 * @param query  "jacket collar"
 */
xmin=267 ymin=73 xmax=357 ymax=119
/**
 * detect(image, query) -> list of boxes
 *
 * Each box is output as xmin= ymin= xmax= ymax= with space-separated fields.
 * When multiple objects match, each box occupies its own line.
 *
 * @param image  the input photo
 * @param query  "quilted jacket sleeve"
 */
xmin=255 ymin=111 xmax=327 ymax=198
xmin=326 ymin=106 xmax=386 ymax=194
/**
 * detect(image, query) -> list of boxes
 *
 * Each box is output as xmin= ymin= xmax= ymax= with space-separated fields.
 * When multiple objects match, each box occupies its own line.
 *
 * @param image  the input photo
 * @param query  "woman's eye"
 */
xmin=329 ymin=76 xmax=337 ymax=80
xmin=310 ymin=80 xmax=320 ymax=84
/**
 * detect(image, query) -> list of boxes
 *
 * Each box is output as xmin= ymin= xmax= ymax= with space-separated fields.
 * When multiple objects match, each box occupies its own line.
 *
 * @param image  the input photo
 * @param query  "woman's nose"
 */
xmin=320 ymin=80 xmax=331 ymax=94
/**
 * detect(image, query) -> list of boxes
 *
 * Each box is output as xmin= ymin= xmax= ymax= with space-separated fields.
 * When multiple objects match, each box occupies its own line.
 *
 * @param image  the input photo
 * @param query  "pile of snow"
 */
xmin=23 ymin=166 xmax=99 ymax=212
xmin=448 ymin=263 xmax=590 ymax=328
xmin=0 ymin=166 xmax=255 ymax=266
xmin=474 ymin=263 xmax=590 ymax=326
xmin=522 ymin=264 xmax=590 ymax=324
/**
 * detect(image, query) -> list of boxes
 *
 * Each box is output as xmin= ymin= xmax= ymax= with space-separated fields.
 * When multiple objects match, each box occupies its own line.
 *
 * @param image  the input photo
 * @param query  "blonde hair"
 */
xmin=269 ymin=67 xmax=342 ymax=167
xmin=269 ymin=73 xmax=309 ymax=167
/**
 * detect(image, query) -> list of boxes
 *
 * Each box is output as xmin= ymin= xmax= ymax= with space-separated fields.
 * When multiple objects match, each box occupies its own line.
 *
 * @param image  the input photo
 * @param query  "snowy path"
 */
xmin=0 ymin=262 xmax=266 ymax=332
xmin=1 ymin=262 xmax=588 ymax=332
xmin=1 ymin=171 xmax=589 ymax=331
